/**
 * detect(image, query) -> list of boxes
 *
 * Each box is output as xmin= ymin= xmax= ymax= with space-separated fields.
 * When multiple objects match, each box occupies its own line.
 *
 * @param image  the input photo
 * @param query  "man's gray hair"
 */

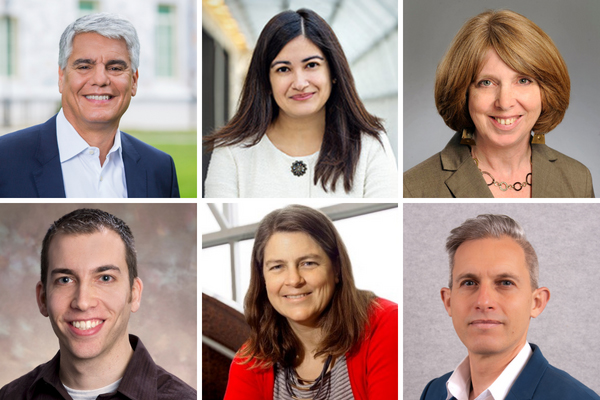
xmin=446 ymin=214 xmax=539 ymax=289
xmin=59 ymin=13 xmax=140 ymax=73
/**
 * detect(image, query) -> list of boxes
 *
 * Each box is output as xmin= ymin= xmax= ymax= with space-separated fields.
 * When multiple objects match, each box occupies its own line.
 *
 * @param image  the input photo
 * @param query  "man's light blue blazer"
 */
xmin=420 ymin=344 xmax=599 ymax=400
xmin=0 ymin=115 xmax=179 ymax=198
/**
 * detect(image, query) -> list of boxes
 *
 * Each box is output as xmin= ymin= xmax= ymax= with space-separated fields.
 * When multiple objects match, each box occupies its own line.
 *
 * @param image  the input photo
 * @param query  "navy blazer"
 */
xmin=420 ymin=344 xmax=599 ymax=400
xmin=0 ymin=115 xmax=179 ymax=198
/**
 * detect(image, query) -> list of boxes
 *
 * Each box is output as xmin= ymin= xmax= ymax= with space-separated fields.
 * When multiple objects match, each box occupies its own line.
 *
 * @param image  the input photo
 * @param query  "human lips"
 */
xmin=67 ymin=318 xmax=105 ymax=335
xmin=469 ymin=319 xmax=503 ymax=329
xmin=283 ymin=292 xmax=312 ymax=300
xmin=84 ymin=94 xmax=113 ymax=101
xmin=290 ymin=92 xmax=315 ymax=101
xmin=489 ymin=115 xmax=522 ymax=129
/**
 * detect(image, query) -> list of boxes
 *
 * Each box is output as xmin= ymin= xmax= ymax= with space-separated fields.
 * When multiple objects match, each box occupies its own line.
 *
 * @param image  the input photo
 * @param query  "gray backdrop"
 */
xmin=0 ymin=204 xmax=197 ymax=389
xmin=403 ymin=0 xmax=600 ymax=187
xmin=404 ymin=203 xmax=600 ymax=399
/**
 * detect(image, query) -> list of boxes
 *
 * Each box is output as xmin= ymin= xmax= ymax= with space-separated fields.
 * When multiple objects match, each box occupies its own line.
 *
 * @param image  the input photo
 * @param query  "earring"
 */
xmin=332 ymin=78 xmax=337 ymax=84
xmin=460 ymin=129 xmax=476 ymax=146
xmin=531 ymin=133 xmax=545 ymax=144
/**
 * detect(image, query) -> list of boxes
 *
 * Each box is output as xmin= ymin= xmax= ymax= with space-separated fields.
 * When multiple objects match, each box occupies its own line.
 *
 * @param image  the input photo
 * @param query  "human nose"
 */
xmin=284 ymin=267 xmax=305 ymax=287
xmin=495 ymin=84 xmax=515 ymax=110
xmin=90 ymin=65 xmax=110 ymax=86
xmin=291 ymin=70 xmax=309 ymax=91
xmin=71 ymin=283 xmax=98 ymax=311
xmin=475 ymin=282 xmax=496 ymax=311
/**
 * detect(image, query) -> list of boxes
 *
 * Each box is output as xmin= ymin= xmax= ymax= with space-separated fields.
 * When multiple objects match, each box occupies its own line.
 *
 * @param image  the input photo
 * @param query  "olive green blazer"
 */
xmin=403 ymin=132 xmax=595 ymax=198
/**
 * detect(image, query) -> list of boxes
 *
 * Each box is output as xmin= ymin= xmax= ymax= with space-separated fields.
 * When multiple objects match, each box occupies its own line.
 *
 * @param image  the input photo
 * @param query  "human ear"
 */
xmin=36 ymin=281 xmax=49 ymax=317
xmin=530 ymin=286 xmax=550 ymax=318
xmin=130 ymin=277 xmax=144 ymax=313
xmin=441 ymin=287 xmax=452 ymax=317
xmin=58 ymin=66 xmax=64 ymax=94
xmin=131 ymin=70 xmax=139 ymax=97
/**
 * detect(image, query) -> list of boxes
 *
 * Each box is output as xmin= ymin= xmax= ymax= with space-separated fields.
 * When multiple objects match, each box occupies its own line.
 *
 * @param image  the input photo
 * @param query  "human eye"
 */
xmin=55 ymin=276 xmax=73 ymax=285
xmin=99 ymin=275 xmax=115 ymax=283
xmin=300 ymin=260 xmax=317 ymax=267
xmin=499 ymin=280 xmax=515 ymax=287
xmin=276 ymin=66 xmax=290 ymax=73
xmin=268 ymin=264 xmax=283 ymax=271
xmin=477 ymin=79 xmax=493 ymax=87
xmin=306 ymin=61 xmax=319 ymax=69
xmin=518 ymin=77 xmax=532 ymax=85
xmin=460 ymin=279 xmax=476 ymax=287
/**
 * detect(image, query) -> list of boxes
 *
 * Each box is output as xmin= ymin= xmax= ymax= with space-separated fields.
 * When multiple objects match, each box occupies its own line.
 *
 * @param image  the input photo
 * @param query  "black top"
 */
xmin=0 ymin=335 xmax=196 ymax=400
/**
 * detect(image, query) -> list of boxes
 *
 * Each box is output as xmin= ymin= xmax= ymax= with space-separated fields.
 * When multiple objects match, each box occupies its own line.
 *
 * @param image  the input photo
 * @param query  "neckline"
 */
xmin=262 ymin=134 xmax=321 ymax=160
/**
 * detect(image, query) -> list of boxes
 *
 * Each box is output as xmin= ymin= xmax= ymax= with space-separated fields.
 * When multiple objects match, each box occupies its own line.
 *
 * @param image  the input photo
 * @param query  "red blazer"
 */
xmin=224 ymin=298 xmax=398 ymax=400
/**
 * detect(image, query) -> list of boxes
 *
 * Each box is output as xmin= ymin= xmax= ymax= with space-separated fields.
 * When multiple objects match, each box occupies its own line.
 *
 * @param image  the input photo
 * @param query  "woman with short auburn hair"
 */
xmin=204 ymin=9 xmax=398 ymax=198
xmin=404 ymin=9 xmax=593 ymax=198
xmin=224 ymin=205 xmax=398 ymax=399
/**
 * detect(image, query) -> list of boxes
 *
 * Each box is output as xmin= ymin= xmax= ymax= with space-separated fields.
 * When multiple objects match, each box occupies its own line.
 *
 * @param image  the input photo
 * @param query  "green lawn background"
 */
xmin=127 ymin=130 xmax=197 ymax=198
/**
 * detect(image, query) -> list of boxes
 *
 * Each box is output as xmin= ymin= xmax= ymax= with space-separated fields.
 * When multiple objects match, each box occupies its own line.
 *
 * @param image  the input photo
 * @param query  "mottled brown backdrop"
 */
xmin=0 ymin=203 xmax=197 ymax=389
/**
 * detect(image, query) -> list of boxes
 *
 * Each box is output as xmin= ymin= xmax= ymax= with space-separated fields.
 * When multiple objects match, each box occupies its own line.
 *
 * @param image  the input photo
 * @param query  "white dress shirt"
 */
xmin=64 ymin=378 xmax=121 ymax=400
xmin=56 ymin=109 xmax=127 ymax=198
xmin=446 ymin=342 xmax=533 ymax=400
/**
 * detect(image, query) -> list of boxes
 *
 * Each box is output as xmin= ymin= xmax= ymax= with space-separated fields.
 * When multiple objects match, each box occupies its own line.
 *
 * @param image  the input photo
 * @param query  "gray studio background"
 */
xmin=0 ymin=203 xmax=197 ymax=389
xmin=404 ymin=203 xmax=600 ymax=398
xmin=403 ymin=0 xmax=600 ymax=184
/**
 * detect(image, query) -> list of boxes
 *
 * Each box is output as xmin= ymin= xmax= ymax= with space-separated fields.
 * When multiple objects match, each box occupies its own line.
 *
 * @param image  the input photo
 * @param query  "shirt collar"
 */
xmin=446 ymin=342 xmax=533 ymax=400
xmin=56 ymin=108 xmax=123 ymax=163
xmin=28 ymin=335 xmax=158 ymax=400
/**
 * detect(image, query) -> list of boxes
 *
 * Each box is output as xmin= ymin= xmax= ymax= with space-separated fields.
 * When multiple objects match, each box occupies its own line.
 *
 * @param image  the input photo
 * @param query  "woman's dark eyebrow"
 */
xmin=270 ymin=55 xmax=324 ymax=68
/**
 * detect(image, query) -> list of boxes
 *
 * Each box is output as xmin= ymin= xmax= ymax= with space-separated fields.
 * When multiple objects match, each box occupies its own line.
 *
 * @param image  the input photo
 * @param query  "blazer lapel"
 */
xmin=441 ymin=133 xmax=494 ymax=198
xmin=505 ymin=344 xmax=548 ymax=400
xmin=33 ymin=115 xmax=66 ymax=198
xmin=531 ymin=144 xmax=565 ymax=197
xmin=121 ymin=133 xmax=147 ymax=198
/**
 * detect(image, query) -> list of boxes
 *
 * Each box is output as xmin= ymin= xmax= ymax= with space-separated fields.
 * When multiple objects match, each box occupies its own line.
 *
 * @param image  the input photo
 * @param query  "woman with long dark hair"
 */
xmin=224 ymin=205 xmax=398 ymax=399
xmin=204 ymin=9 xmax=397 ymax=198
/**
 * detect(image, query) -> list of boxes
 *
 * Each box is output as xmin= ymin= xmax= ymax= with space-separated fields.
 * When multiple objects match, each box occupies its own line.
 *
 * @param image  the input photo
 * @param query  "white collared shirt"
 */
xmin=56 ymin=109 xmax=127 ymax=198
xmin=446 ymin=342 xmax=533 ymax=400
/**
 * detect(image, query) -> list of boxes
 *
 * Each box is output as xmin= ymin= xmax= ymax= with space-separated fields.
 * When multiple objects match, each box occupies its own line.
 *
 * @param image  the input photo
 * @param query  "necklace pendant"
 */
xmin=291 ymin=160 xmax=307 ymax=177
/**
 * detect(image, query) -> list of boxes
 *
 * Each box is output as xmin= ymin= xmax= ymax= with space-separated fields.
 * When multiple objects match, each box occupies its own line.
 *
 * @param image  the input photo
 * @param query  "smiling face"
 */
xmin=468 ymin=48 xmax=542 ymax=149
xmin=269 ymin=35 xmax=332 ymax=121
xmin=263 ymin=231 xmax=337 ymax=329
xmin=37 ymin=230 xmax=142 ymax=363
xmin=58 ymin=32 xmax=138 ymax=134
xmin=441 ymin=236 xmax=549 ymax=359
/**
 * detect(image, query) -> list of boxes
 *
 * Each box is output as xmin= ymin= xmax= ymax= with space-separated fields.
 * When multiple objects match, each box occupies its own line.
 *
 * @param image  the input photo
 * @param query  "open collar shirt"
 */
xmin=0 ymin=335 xmax=196 ymax=400
xmin=446 ymin=342 xmax=533 ymax=400
xmin=56 ymin=108 xmax=127 ymax=198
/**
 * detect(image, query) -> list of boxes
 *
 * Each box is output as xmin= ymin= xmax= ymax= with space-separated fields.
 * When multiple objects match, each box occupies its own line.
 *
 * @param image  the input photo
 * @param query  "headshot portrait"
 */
xmin=404 ymin=203 xmax=600 ymax=399
xmin=0 ymin=1 xmax=198 ymax=198
xmin=403 ymin=0 xmax=600 ymax=198
xmin=202 ymin=1 xmax=398 ymax=198
xmin=0 ymin=204 xmax=197 ymax=398
xmin=202 ymin=203 xmax=398 ymax=399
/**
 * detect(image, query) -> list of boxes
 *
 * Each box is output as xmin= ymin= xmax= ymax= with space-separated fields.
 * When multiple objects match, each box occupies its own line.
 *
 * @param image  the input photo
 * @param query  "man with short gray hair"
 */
xmin=420 ymin=214 xmax=599 ymax=400
xmin=0 ymin=13 xmax=179 ymax=198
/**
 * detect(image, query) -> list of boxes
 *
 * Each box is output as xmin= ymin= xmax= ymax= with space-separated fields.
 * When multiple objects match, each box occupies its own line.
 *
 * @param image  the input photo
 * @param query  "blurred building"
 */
xmin=202 ymin=0 xmax=398 ymax=195
xmin=0 ymin=0 xmax=196 ymax=132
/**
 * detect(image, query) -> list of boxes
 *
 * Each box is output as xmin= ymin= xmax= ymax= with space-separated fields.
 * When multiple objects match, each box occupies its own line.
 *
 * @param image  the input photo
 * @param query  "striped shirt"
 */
xmin=273 ymin=356 xmax=354 ymax=400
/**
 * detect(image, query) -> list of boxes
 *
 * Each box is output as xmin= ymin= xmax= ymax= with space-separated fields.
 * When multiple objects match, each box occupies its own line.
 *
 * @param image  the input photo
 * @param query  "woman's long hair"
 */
xmin=204 ymin=9 xmax=385 ymax=193
xmin=238 ymin=205 xmax=377 ymax=369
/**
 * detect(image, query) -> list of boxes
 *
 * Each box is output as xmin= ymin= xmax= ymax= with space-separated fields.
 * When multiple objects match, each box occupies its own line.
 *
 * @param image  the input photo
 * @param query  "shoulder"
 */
xmin=155 ymin=365 xmax=197 ymax=400
xmin=369 ymin=298 xmax=398 ymax=324
xmin=536 ymin=363 xmax=600 ymax=399
xmin=419 ymin=372 xmax=452 ymax=399
xmin=224 ymin=356 xmax=273 ymax=400
xmin=0 ymin=362 xmax=50 ymax=399
xmin=538 ymin=144 xmax=591 ymax=173
xmin=0 ymin=118 xmax=55 ymax=154
xmin=403 ymin=152 xmax=448 ymax=197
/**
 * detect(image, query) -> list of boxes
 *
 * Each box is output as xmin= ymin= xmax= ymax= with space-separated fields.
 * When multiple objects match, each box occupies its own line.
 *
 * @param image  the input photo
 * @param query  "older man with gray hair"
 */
xmin=420 ymin=214 xmax=599 ymax=400
xmin=0 ymin=13 xmax=179 ymax=198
